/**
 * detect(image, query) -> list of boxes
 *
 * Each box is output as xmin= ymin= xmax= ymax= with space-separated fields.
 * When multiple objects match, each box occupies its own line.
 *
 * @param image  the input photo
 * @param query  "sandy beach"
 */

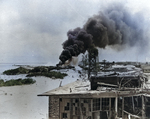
xmin=0 ymin=69 xmax=79 ymax=119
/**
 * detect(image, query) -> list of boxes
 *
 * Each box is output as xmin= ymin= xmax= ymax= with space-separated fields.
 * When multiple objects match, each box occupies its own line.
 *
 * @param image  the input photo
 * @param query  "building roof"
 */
xmin=38 ymin=79 xmax=150 ymax=98
xmin=38 ymin=80 xmax=90 ymax=96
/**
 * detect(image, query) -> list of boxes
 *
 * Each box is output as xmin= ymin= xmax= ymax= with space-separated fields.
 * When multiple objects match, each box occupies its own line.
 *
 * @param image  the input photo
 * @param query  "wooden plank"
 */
xmin=97 ymin=82 xmax=118 ymax=87
xmin=142 ymin=95 xmax=145 ymax=119
xmin=115 ymin=97 xmax=118 ymax=113
xmin=109 ymin=98 xmax=111 ymax=119
xmin=123 ymin=110 xmax=141 ymax=119
xmin=122 ymin=97 xmax=124 ymax=119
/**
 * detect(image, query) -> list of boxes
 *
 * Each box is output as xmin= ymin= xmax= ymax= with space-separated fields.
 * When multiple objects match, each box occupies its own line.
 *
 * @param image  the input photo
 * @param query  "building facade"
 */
xmin=38 ymin=64 xmax=150 ymax=119
xmin=39 ymin=80 xmax=150 ymax=119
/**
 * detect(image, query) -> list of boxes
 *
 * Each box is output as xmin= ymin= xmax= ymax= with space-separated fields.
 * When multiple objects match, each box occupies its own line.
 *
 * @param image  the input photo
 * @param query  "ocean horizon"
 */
xmin=0 ymin=62 xmax=48 ymax=81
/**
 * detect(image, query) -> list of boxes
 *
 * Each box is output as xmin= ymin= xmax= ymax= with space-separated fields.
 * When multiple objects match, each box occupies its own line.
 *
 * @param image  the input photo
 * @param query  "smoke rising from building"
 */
xmin=59 ymin=28 xmax=93 ymax=63
xmin=59 ymin=3 xmax=147 ymax=64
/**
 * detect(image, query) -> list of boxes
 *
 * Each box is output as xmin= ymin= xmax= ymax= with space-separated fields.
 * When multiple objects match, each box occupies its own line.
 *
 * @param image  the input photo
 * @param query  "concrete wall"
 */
xmin=49 ymin=96 xmax=59 ymax=119
xmin=48 ymin=97 xmax=112 ymax=119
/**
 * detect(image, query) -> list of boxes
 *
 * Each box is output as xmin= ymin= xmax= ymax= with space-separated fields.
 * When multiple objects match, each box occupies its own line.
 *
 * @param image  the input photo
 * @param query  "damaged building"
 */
xmin=38 ymin=64 xmax=150 ymax=119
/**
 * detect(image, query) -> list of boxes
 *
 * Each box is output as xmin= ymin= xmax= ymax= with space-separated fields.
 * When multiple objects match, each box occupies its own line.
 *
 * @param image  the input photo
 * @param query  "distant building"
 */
xmin=38 ymin=64 xmax=150 ymax=119
xmin=141 ymin=65 xmax=150 ymax=73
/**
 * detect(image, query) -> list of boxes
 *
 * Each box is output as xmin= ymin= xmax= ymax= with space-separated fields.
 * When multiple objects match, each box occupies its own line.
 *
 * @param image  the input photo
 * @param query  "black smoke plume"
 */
xmin=59 ymin=28 xmax=93 ymax=64
xmin=59 ymin=3 xmax=146 ymax=65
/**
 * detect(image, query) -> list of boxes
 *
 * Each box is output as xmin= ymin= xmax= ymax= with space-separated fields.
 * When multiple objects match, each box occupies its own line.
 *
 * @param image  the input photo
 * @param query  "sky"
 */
xmin=1 ymin=0 xmax=150 ymax=64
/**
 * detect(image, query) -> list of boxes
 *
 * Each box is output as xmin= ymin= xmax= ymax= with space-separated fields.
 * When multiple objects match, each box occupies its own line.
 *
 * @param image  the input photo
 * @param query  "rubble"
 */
xmin=39 ymin=62 xmax=150 ymax=119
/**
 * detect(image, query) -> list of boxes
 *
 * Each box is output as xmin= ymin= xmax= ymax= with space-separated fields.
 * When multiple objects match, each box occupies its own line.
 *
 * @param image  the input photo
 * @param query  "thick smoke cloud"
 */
xmin=84 ymin=8 xmax=145 ymax=48
xmin=59 ymin=3 xmax=147 ymax=64
xmin=59 ymin=28 xmax=93 ymax=63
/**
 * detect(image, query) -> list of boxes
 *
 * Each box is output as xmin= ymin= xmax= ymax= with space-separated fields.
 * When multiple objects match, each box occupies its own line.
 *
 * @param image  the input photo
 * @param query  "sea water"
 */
xmin=0 ymin=63 xmax=46 ymax=81
xmin=0 ymin=63 xmax=78 ymax=119
xmin=0 ymin=62 xmax=50 ymax=119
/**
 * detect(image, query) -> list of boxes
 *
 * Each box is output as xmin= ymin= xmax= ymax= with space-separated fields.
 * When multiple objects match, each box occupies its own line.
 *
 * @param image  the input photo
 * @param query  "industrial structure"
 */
xmin=38 ymin=63 xmax=150 ymax=119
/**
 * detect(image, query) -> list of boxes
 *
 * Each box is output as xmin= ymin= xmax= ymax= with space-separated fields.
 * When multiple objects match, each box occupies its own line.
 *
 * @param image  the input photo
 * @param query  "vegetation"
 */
xmin=3 ymin=65 xmax=70 ymax=79
xmin=3 ymin=67 xmax=30 ymax=75
xmin=29 ymin=65 xmax=75 ymax=73
xmin=27 ymin=71 xmax=68 ymax=79
xmin=0 ymin=78 xmax=36 ymax=87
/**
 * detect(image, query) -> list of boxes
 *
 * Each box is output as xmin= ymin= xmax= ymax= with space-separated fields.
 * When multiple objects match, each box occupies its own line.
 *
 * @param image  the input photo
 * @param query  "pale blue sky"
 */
xmin=1 ymin=0 xmax=150 ymax=64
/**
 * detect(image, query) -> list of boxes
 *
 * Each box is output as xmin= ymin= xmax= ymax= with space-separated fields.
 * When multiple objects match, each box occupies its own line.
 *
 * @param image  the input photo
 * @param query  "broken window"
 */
xmin=82 ymin=107 xmax=86 ymax=116
xmin=75 ymin=99 xmax=79 ymax=103
xmin=102 ymin=98 xmax=109 ymax=110
xmin=72 ymin=99 xmax=80 ymax=115
xmin=93 ymin=98 xmax=100 ymax=111
xmin=84 ymin=99 xmax=88 ymax=103
xmin=87 ymin=116 xmax=91 ymax=119
xmin=62 ymin=113 xmax=67 ymax=118
xmin=88 ymin=100 xmax=91 ymax=111
xmin=60 ymin=98 xmax=62 ymax=102
xmin=93 ymin=98 xmax=109 ymax=111
xmin=64 ymin=103 xmax=70 ymax=111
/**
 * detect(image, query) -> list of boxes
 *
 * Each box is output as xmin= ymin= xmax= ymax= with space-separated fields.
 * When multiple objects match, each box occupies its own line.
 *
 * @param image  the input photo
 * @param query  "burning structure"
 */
xmin=39 ymin=3 xmax=150 ymax=119
xmin=58 ymin=4 xmax=147 ymax=66
xmin=38 ymin=63 xmax=150 ymax=119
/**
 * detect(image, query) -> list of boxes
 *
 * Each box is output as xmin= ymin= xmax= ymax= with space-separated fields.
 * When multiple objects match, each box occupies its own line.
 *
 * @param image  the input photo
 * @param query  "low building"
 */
xmin=38 ymin=65 xmax=150 ymax=119
xmin=38 ymin=81 xmax=150 ymax=119
xmin=141 ymin=65 xmax=150 ymax=73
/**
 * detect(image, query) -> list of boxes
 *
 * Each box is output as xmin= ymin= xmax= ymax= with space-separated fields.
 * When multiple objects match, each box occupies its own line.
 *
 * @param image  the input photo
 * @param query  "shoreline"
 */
xmin=0 ymin=65 xmax=79 ymax=119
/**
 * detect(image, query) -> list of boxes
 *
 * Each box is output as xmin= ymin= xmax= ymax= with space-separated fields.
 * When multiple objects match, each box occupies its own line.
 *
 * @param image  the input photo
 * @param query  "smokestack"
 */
xmin=58 ymin=3 xmax=146 ymax=65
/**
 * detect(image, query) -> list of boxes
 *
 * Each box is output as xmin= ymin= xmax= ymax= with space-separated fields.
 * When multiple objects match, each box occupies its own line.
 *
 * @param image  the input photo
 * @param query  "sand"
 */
xmin=0 ymin=69 xmax=80 ymax=119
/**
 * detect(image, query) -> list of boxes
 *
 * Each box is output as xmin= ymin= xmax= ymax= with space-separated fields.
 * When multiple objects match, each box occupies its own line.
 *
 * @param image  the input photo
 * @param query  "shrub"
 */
xmin=27 ymin=71 xmax=68 ymax=79
xmin=22 ymin=78 xmax=36 ymax=84
xmin=0 ymin=79 xmax=4 ymax=86
xmin=3 ymin=67 xmax=30 ymax=75
xmin=0 ymin=78 xmax=36 ymax=87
